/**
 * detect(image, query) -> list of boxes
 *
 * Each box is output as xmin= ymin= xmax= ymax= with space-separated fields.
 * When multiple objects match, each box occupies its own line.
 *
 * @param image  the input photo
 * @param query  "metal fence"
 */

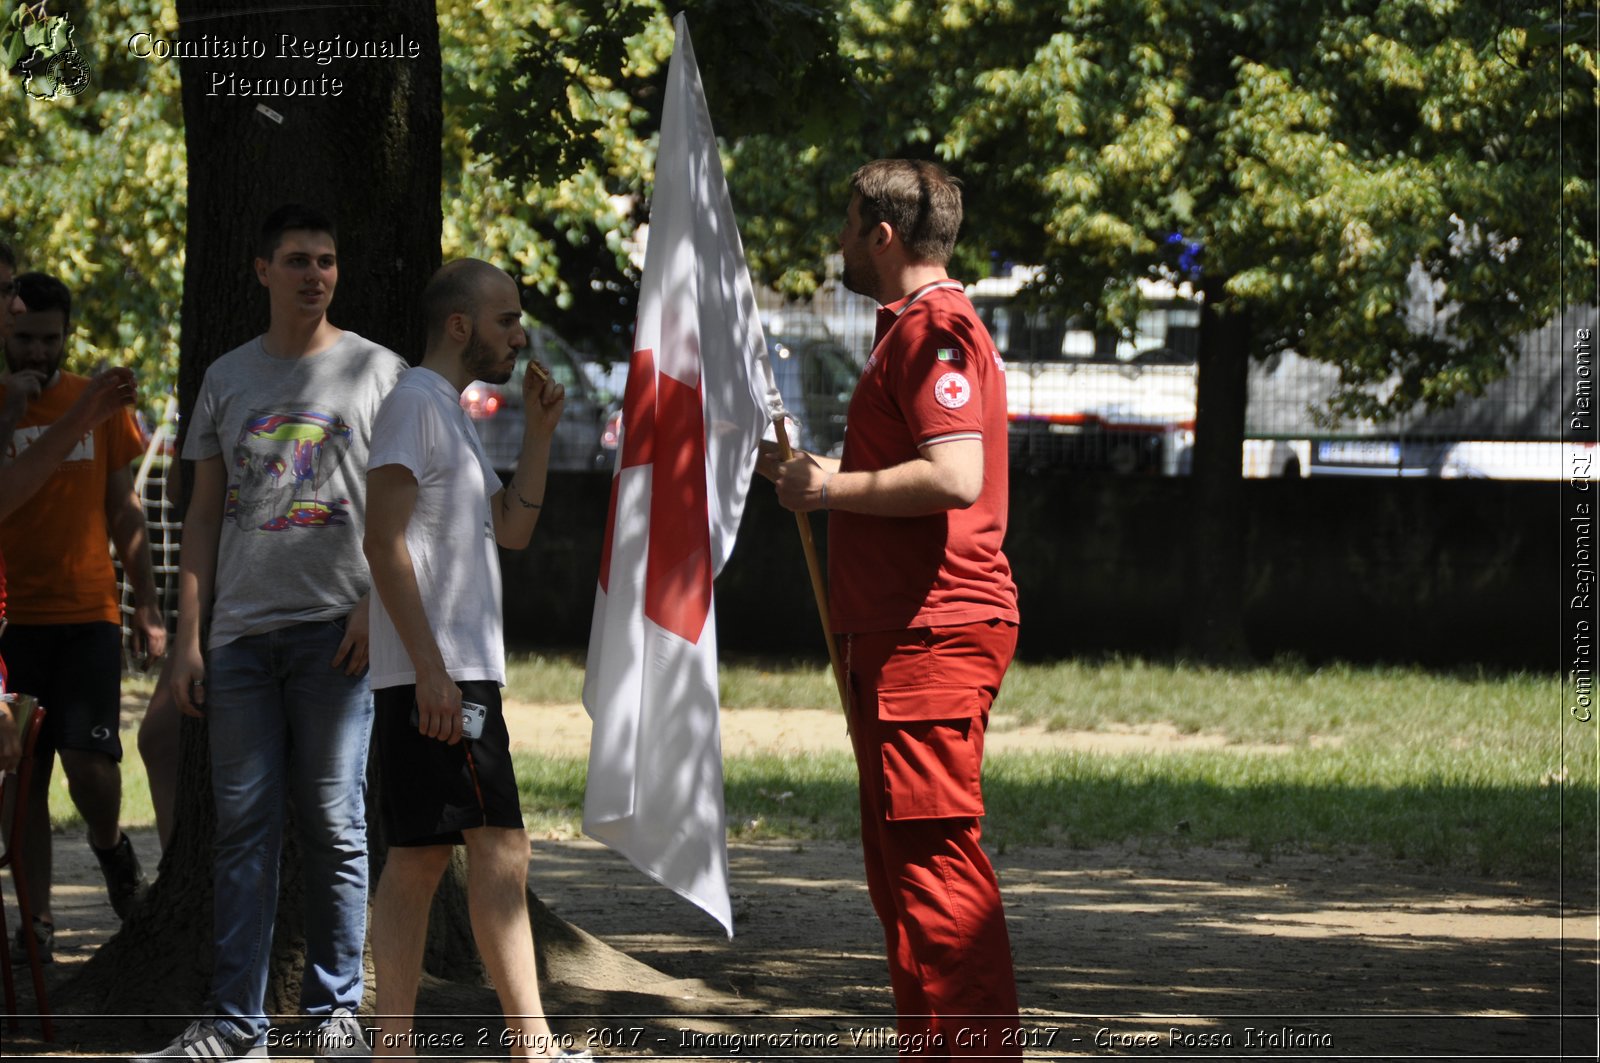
xmin=105 ymin=291 xmax=1594 ymax=656
xmin=780 ymin=277 xmax=1596 ymax=481
xmin=116 ymin=396 xmax=181 ymax=667
xmin=1246 ymin=308 xmax=1596 ymax=480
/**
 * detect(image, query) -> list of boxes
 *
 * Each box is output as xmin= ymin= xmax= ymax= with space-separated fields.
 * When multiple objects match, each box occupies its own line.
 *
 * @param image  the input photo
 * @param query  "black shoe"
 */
xmin=10 ymin=915 xmax=53 ymax=966
xmin=91 ymin=831 xmax=149 ymax=920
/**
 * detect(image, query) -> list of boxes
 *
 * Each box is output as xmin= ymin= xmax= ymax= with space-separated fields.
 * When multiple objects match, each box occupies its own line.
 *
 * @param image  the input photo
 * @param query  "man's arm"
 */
xmin=170 ymin=456 xmax=225 ymax=716
xmin=107 ymin=462 xmax=166 ymax=664
xmin=772 ymin=438 xmax=984 ymax=516
xmin=0 ymin=369 xmax=47 ymax=465
xmin=0 ymin=704 xmax=19 ymax=772
xmin=364 ymin=463 xmax=463 ymax=744
xmin=488 ymin=365 xmax=564 ymax=550
xmin=0 ymin=368 xmax=136 ymax=521
xmin=755 ymin=438 xmax=841 ymax=481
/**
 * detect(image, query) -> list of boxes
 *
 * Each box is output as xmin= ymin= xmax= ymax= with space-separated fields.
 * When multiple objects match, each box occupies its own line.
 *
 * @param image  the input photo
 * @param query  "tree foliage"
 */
xmin=728 ymin=0 xmax=1598 ymax=419
xmin=440 ymin=0 xmax=850 ymax=357
xmin=5 ymin=1 xmax=1591 ymax=419
xmin=435 ymin=0 xmax=665 ymax=358
xmin=1 ymin=0 xmax=185 ymax=413
xmin=0 ymin=0 xmax=847 ymax=379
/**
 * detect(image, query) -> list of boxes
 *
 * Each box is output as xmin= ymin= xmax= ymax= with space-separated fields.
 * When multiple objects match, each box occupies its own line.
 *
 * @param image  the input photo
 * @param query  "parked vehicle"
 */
xmin=970 ymin=270 xmax=1203 ymax=475
xmin=461 ymin=325 xmax=618 ymax=474
xmin=1300 ymin=438 xmax=1573 ymax=479
xmin=765 ymin=333 xmax=857 ymax=456
xmin=1248 ymin=313 xmax=1595 ymax=482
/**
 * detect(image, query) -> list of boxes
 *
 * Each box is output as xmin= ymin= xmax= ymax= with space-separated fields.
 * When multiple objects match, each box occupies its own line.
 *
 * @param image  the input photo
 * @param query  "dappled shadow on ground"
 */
xmin=527 ymin=838 xmax=1596 ymax=1059
xmin=3 ymin=834 xmax=1594 ymax=1059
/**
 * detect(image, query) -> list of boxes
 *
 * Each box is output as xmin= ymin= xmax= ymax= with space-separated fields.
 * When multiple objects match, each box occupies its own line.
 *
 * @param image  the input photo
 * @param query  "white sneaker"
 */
xmin=314 ymin=1008 xmax=372 ymax=1061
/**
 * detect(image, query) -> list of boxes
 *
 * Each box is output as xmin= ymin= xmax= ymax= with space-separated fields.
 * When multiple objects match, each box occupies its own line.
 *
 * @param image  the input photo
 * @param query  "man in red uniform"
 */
xmin=765 ymin=159 xmax=1022 ymax=1058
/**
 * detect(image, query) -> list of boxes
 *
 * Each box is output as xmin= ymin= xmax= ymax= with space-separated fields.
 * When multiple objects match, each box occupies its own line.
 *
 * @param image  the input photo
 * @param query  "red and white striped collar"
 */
xmin=881 ymin=279 xmax=966 ymax=317
xmin=869 ymin=280 xmax=971 ymax=365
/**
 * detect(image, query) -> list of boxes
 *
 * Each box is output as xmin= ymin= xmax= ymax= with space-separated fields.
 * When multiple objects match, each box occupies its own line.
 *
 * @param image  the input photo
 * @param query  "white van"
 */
xmin=971 ymin=269 xmax=1301 ymax=477
xmin=968 ymin=270 xmax=1200 ymax=474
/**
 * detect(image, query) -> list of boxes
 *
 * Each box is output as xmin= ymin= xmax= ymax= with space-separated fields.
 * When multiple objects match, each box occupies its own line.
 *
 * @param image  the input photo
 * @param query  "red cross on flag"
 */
xmin=581 ymin=13 xmax=775 ymax=936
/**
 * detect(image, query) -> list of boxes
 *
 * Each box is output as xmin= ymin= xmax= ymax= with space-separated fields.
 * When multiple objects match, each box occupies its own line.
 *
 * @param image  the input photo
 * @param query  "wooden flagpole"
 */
xmin=774 ymin=417 xmax=850 ymax=723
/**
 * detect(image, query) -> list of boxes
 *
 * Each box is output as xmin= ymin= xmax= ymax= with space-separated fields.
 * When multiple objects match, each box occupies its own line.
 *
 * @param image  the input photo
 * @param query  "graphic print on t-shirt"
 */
xmin=224 ymin=409 xmax=353 ymax=531
xmin=6 ymin=423 xmax=94 ymax=464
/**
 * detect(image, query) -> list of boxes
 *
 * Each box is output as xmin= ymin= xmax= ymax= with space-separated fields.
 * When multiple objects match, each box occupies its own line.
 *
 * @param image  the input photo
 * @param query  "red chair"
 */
xmin=0 ymin=694 xmax=53 ymax=1041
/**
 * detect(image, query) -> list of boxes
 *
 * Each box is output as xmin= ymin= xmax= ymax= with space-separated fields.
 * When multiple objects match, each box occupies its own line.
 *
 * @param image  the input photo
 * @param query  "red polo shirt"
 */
xmin=828 ymin=281 xmax=1019 ymax=633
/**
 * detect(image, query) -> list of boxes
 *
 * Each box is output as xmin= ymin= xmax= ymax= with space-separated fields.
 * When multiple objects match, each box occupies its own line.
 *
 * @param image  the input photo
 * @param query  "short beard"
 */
xmin=464 ymin=325 xmax=513 ymax=384
xmin=3 ymin=352 xmax=64 ymax=381
xmin=841 ymin=256 xmax=877 ymax=301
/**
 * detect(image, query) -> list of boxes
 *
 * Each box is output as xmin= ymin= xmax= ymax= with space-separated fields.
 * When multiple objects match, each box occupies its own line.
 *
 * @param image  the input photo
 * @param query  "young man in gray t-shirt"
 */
xmin=136 ymin=205 xmax=405 ymax=1062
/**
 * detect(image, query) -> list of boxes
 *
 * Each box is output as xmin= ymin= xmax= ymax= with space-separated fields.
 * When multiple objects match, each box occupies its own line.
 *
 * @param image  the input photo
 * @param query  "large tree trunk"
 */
xmin=171 ymin=0 xmax=443 ymax=404
xmin=1181 ymin=290 xmax=1254 ymax=664
xmin=52 ymin=4 xmax=673 ymax=1040
xmin=59 ymin=0 xmax=443 ymax=1021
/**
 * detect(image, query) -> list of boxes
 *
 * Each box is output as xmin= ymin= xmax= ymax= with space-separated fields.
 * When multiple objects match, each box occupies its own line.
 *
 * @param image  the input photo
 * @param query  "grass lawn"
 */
xmin=76 ymin=655 xmax=1592 ymax=881
xmin=509 ymin=654 xmax=1589 ymax=880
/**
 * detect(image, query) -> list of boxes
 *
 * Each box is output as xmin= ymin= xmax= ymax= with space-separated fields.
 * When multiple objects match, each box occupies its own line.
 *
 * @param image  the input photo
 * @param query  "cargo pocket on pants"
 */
xmin=876 ymin=685 xmax=987 ymax=821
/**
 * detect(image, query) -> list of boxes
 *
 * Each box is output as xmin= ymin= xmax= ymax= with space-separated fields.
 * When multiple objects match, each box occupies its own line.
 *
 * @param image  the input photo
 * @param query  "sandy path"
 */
xmin=500 ymin=701 xmax=1304 ymax=758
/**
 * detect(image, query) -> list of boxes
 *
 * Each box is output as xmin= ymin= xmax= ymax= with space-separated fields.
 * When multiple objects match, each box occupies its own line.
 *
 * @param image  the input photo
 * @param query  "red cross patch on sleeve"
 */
xmin=934 ymin=372 xmax=972 ymax=409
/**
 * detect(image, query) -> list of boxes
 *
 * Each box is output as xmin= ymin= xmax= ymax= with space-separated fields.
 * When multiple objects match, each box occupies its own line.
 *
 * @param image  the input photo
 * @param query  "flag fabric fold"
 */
xmin=581 ymin=13 xmax=771 ymax=937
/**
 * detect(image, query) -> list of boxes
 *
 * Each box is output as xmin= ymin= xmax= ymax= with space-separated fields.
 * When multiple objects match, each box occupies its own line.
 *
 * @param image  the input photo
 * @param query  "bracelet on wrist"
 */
xmin=821 ymin=474 xmax=833 ymax=510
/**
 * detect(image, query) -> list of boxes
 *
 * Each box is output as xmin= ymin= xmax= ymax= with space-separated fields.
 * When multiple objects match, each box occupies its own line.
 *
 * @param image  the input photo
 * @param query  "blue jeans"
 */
xmin=207 ymin=619 xmax=372 ymax=1040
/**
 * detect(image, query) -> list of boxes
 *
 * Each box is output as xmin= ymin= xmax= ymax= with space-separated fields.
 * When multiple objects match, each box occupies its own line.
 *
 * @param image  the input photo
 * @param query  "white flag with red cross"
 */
xmin=580 ymin=14 xmax=777 ymax=936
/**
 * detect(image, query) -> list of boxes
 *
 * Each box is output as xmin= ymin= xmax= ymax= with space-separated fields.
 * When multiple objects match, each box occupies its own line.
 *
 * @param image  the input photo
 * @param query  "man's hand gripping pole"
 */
xmin=774 ymin=416 xmax=850 ymax=730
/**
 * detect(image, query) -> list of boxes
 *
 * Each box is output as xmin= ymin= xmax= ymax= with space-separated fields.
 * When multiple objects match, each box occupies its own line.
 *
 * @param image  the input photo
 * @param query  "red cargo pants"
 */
xmin=847 ymin=619 xmax=1021 ymax=1060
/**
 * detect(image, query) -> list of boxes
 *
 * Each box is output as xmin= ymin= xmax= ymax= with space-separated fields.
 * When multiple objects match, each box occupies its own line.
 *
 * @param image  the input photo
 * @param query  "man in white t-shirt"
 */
xmin=363 ymin=258 xmax=579 ymax=1060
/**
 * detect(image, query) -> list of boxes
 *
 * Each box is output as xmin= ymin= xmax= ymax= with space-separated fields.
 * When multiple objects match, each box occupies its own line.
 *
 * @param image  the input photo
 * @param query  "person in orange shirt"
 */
xmin=1 ymin=243 xmax=140 ymax=773
xmin=0 ymin=247 xmax=139 ymax=526
xmin=0 ymin=270 xmax=164 ymax=964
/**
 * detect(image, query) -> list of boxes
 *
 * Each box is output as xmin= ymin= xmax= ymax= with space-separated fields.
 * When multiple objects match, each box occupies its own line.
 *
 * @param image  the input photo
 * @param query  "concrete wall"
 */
xmin=501 ymin=473 xmax=1554 ymax=670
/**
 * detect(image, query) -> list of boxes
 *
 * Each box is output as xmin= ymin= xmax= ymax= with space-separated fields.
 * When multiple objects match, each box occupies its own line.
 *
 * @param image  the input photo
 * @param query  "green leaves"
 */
xmin=717 ymin=0 xmax=1595 ymax=421
xmin=928 ymin=1 xmax=1589 ymax=417
xmin=443 ymin=0 xmax=854 ymax=350
xmin=5 ymin=0 xmax=1588 ymax=424
xmin=1 ymin=0 xmax=186 ymax=412
xmin=458 ymin=0 xmax=658 ymax=187
xmin=1 ymin=28 xmax=22 ymax=74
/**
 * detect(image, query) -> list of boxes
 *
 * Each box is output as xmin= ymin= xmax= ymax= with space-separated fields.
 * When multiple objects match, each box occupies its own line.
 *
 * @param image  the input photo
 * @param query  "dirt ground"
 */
xmin=2 ymin=700 xmax=1595 ymax=1059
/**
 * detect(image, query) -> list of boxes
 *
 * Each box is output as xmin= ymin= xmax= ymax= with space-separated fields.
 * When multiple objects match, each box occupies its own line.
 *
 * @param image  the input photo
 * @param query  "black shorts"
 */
xmin=0 ymin=621 xmax=124 ymax=760
xmin=373 ymin=680 xmax=524 ymax=847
